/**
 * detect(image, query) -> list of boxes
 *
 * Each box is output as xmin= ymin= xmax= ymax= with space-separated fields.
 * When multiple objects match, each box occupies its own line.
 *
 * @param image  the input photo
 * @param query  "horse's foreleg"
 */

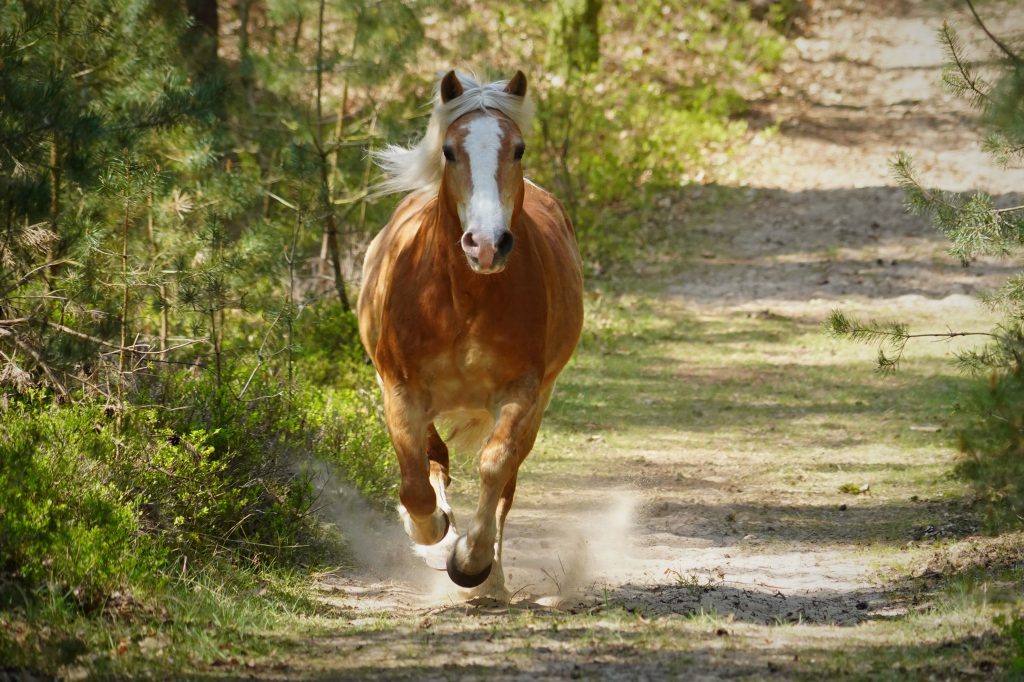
xmin=495 ymin=474 xmax=516 ymax=565
xmin=486 ymin=474 xmax=518 ymax=598
xmin=447 ymin=396 xmax=538 ymax=588
xmin=382 ymin=388 xmax=448 ymax=546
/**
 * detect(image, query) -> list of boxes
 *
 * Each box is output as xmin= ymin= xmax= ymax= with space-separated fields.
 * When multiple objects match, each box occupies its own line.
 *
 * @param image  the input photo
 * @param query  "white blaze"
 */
xmin=461 ymin=116 xmax=509 ymax=245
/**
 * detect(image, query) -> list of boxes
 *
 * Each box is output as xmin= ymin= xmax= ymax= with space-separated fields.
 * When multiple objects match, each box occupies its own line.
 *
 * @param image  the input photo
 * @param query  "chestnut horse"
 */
xmin=358 ymin=70 xmax=583 ymax=595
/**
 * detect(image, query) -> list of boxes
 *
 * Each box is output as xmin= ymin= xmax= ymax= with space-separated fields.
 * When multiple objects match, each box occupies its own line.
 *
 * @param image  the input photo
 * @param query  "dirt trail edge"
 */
xmin=295 ymin=2 xmax=1023 ymax=679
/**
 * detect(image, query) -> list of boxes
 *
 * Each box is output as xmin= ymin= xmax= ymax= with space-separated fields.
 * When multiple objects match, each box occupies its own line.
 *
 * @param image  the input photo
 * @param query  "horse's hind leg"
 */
xmin=427 ymin=423 xmax=451 ymax=495
xmin=428 ymin=424 xmax=460 ymax=520
xmin=495 ymin=475 xmax=516 ymax=565
xmin=407 ymin=424 xmax=458 ymax=569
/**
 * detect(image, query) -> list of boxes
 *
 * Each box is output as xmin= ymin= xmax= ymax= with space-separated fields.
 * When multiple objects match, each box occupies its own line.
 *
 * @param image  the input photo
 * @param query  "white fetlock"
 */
xmin=409 ymin=472 xmax=458 ymax=568
xmin=429 ymin=471 xmax=454 ymax=519
xmin=398 ymin=504 xmax=449 ymax=546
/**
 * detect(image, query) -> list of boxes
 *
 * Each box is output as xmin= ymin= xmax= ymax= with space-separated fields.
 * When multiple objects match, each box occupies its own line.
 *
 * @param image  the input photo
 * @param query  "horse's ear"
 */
xmin=440 ymin=70 xmax=463 ymax=104
xmin=505 ymin=70 xmax=527 ymax=97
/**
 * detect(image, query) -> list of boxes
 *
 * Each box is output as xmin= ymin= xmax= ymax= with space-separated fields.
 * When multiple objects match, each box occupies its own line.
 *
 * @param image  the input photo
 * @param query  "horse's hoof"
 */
xmin=446 ymin=550 xmax=491 ymax=588
xmin=399 ymin=505 xmax=450 ymax=546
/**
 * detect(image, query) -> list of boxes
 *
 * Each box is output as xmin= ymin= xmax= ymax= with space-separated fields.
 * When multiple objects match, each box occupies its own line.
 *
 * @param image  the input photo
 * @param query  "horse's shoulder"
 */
xmin=360 ymin=191 xmax=436 ymax=327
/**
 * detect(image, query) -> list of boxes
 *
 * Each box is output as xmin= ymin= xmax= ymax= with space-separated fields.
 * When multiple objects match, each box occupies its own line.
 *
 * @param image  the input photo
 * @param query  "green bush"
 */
xmin=0 ymin=370 xmax=342 ymax=601
xmin=528 ymin=0 xmax=786 ymax=271
xmin=952 ymin=328 xmax=1024 ymax=526
xmin=0 ymin=404 xmax=153 ymax=601
xmin=0 ymin=356 xmax=405 ymax=602
xmin=293 ymin=302 xmax=368 ymax=389
xmin=309 ymin=386 xmax=397 ymax=503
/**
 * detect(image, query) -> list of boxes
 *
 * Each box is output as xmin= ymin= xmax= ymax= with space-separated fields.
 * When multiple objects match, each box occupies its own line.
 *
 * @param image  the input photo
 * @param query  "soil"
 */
xmin=294 ymin=1 xmax=1024 ymax=679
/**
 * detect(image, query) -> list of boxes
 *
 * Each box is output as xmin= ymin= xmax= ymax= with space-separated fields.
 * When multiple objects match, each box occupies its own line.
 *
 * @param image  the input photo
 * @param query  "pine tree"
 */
xmin=827 ymin=0 xmax=1024 ymax=523
xmin=0 ymin=0 xmax=430 ymax=397
xmin=0 ymin=1 xmax=213 ymax=394
xmin=827 ymin=1 xmax=1024 ymax=368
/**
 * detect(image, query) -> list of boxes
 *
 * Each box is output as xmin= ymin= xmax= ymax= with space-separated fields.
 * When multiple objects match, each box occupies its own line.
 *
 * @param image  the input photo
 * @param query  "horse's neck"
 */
xmin=422 ymin=196 xmax=460 ymax=272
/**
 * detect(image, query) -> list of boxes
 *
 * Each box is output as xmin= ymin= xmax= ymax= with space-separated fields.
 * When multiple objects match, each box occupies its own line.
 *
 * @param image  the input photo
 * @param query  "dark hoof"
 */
xmin=446 ymin=550 xmax=491 ymax=588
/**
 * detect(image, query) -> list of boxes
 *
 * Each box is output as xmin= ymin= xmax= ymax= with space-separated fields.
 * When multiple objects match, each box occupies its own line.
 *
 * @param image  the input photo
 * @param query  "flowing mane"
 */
xmin=372 ymin=71 xmax=535 ymax=197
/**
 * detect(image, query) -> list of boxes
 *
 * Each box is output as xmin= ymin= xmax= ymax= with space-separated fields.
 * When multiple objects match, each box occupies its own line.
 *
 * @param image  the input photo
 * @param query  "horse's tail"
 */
xmin=436 ymin=410 xmax=494 ymax=455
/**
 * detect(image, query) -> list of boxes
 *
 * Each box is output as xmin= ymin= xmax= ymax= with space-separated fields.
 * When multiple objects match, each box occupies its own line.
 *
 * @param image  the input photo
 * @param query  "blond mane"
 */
xmin=372 ymin=71 xmax=535 ymax=197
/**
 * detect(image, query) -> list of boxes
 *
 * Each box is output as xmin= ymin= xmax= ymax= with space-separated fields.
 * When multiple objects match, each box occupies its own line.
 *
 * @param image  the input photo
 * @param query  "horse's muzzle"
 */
xmin=462 ymin=229 xmax=514 ymax=273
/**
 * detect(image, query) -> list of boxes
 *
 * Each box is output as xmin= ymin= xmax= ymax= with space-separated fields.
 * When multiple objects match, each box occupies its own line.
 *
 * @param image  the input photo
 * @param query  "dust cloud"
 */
xmin=308 ymin=458 xmax=644 ymax=605
xmin=305 ymin=459 xmax=450 ymax=596
xmin=503 ymin=491 xmax=646 ymax=603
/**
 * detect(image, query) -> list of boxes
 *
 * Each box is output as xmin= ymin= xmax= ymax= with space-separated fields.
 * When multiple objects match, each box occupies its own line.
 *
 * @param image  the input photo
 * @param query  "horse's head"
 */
xmin=439 ymin=70 xmax=528 ymax=275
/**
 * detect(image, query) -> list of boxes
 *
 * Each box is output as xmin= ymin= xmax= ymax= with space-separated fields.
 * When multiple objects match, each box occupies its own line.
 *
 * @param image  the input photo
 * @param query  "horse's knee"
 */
xmin=478 ymin=442 xmax=517 ymax=488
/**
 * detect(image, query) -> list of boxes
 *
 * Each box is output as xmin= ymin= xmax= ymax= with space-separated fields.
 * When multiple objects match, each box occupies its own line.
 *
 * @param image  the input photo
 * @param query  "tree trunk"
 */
xmin=315 ymin=0 xmax=351 ymax=312
xmin=185 ymin=0 xmax=219 ymax=77
xmin=548 ymin=0 xmax=602 ymax=75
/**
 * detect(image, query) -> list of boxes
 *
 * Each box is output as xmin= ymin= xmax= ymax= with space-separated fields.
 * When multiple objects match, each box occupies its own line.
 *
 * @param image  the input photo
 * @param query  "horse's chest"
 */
xmin=417 ymin=330 xmax=524 ymax=408
xmin=429 ymin=334 xmax=501 ymax=381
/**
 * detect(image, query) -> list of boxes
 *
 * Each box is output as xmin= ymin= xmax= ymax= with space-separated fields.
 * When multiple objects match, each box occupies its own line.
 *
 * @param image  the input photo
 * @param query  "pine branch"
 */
xmin=9 ymin=332 xmax=68 ymax=397
xmin=891 ymin=152 xmax=1024 ymax=261
xmin=890 ymin=151 xmax=961 ymax=219
xmin=939 ymin=21 xmax=991 ymax=109
xmin=826 ymin=309 xmax=997 ymax=375
xmin=964 ymin=0 xmax=1024 ymax=66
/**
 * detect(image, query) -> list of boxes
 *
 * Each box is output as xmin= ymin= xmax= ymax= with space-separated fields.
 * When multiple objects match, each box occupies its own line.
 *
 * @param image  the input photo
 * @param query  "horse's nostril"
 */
xmin=461 ymin=232 xmax=477 ymax=249
xmin=496 ymin=231 xmax=514 ymax=257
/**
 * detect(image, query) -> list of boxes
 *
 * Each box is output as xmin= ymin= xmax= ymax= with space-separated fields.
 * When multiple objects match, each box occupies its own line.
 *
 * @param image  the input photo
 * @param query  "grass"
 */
xmin=242 ymin=580 xmax=1019 ymax=680
xmin=0 ymin=568 xmax=339 ymax=678
xmin=534 ymin=288 xmax=984 ymax=515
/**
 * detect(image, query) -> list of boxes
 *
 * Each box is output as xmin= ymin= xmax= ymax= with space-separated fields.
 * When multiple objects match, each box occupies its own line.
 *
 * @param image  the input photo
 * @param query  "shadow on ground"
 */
xmin=208 ymin=615 xmax=1002 ymax=681
xmin=630 ymin=183 xmax=1023 ymax=308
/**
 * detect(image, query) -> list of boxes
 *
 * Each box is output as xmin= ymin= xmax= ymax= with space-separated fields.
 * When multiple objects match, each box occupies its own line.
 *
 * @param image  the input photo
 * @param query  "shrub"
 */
xmin=0 ymin=404 xmax=153 ymax=602
xmin=0 ymin=370 xmax=341 ymax=602
xmin=952 ymin=328 xmax=1024 ymax=526
xmin=309 ymin=386 xmax=397 ymax=503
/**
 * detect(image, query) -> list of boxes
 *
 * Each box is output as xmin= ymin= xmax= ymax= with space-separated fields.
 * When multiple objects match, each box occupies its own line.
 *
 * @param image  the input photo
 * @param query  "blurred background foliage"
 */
xmin=0 ymin=0 xmax=801 ymax=671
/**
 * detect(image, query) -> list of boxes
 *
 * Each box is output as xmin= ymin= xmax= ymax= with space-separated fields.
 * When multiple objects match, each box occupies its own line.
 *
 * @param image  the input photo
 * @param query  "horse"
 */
xmin=358 ymin=70 xmax=584 ymax=596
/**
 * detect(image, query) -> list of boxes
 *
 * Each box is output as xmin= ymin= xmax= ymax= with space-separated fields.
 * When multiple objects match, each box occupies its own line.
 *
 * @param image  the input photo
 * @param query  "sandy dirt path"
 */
xmin=290 ymin=1 xmax=1024 ymax=679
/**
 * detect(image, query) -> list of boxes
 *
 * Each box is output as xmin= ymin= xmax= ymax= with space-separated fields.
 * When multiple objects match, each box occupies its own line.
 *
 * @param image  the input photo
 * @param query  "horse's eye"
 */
xmin=443 ymin=145 xmax=455 ymax=163
xmin=514 ymin=143 xmax=525 ymax=161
